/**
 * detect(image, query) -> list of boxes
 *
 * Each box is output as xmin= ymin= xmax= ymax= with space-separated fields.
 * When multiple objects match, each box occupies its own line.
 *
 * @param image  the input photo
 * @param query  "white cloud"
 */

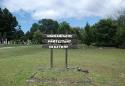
xmin=1 ymin=0 xmax=125 ymax=20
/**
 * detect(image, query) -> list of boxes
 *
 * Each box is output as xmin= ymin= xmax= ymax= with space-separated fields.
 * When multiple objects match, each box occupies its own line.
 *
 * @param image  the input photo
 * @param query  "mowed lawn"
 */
xmin=0 ymin=45 xmax=125 ymax=86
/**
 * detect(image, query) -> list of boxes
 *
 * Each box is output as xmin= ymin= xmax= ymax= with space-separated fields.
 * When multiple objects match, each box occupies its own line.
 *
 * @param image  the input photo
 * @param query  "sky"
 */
xmin=0 ymin=0 xmax=125 ymax=32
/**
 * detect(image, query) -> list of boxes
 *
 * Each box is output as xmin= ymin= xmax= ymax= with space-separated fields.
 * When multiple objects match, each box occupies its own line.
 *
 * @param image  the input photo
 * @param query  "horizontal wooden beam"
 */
xmin=42 ymin=39 xmax=77 ymax=44
xmin=42 ymin=44 xmax=77 ymax=49
xmin=42 ymin=34 xmax=76 ymax=39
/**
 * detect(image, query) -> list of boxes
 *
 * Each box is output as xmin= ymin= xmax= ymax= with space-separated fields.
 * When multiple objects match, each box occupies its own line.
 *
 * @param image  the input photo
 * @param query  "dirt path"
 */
xmin=0 ymin=47 xmax=14 ymax=49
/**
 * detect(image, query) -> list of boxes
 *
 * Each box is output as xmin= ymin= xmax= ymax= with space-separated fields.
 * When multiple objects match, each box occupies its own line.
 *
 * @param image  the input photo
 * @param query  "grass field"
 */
xmin=0 ymin=45 xmax=125 ymax=86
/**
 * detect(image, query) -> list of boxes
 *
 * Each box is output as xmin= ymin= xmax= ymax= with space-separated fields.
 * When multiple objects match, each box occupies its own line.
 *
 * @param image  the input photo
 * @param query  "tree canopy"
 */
xmin=0 ymin=8 xmax=18 ymax=43
xmin=1 ymin=7 xmax=125 ymax=48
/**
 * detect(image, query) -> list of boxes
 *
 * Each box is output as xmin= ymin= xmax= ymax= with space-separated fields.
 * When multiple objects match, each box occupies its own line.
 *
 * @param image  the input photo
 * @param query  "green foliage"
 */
xmin=30 ymin=23 xmax=39 ymax=33
xmin=82 ymin=16 xmax=125 ymax=48
xmin=39 ymin=19 xmax=59 ymax=33
xmin=83 ymin=23 xmax=93 ymax=46
xmin=33 ymin=30 xmax=43 ymax=44
xmin=25 ymin=31 xmax=31 ymax=40
xmin=59 ymin=21 xmax=70 ymax=33
xmin=0 ymin=8 xmax=18 ymax=32
xmin=1 ymin=7 xmax=125 ymax=48
xmin=114 ymin=12 xmax=125 ymax=48
xmin=15 ymin=26 xmax=24 ymax=40
xmin=27 ymin=19 xmax=60 ymax=44
xmin=93 ymin=19 xmax=117 ymax=46
xmin=72 ymin=27 xmax=83 ymax=43
xmin=28 ymin=19 xmax=74 ymax=44
xmin=117 ymin=13 xmax=125 ymax=27
xmin=115 ymin=27 xmax=125 ymax=48
xmin=0 ymin=8 xmax=18 ymax=43
xmin=29 ymin=23 xmax=40 ymax=40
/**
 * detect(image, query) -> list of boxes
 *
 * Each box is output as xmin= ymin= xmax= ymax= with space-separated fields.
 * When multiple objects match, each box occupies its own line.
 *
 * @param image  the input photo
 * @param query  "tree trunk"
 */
xmin=0 ymin=32 xmax=7 ymax=44
xmin=0 ymin=32 xmax=2 ymax=44
xmin=1 ymin=32 xmax=4 ymax=44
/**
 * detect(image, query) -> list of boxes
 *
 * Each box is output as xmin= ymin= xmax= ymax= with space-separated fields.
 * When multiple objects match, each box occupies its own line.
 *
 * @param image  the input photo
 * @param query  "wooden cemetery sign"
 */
xmin=42 ymin=34 xmax=77 ymax=68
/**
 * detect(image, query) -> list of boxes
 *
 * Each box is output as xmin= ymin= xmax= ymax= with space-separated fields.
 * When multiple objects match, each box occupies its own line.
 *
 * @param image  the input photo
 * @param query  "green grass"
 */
xmin=0 ymin=45 xmax=125 ymax=86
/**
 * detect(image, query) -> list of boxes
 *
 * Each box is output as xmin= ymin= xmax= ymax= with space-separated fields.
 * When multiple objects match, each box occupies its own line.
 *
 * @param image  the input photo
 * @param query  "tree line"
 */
xmin=0 ymin=8 xmax=24 ymax=44
xmin=0 ymin=8 xmax=125 ymax=48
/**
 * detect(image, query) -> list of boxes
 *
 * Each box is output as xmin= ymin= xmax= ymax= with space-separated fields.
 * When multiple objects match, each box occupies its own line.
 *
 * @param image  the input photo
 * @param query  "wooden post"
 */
xmin=50 ymin=48 xmax=53 ymax=68
xmin=65 ymin=48 xmax=68 ymax=68
xmin=50 ymin=30 xmax=53 ymax=68
xmin=65 ymin=30 xmax=68 ymax=68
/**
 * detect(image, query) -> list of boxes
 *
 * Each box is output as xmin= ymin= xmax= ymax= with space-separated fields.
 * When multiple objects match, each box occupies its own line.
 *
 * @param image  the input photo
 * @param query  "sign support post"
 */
xmin=65 ymin=48 xmax=68 ymax=68
xmin=65 ymin=31 xmax=68 ymax=68
xmin=50 ymin=48 xmax=53 ymax=68
xmin=50 ymin=30 xmax=53 ymax=68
